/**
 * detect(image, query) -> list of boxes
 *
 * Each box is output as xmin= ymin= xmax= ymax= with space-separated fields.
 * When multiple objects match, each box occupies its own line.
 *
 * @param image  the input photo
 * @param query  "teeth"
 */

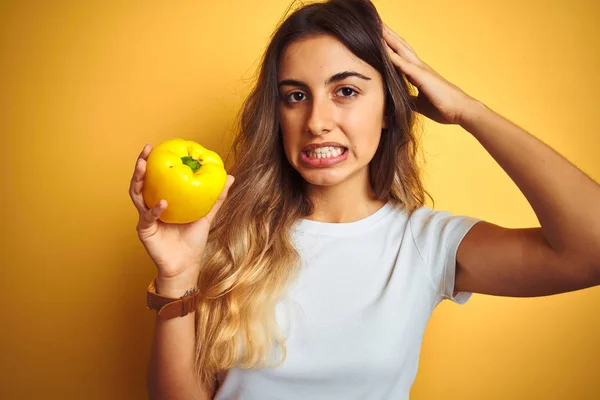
xmin=306 ymin=146 xmax=344 ymax=159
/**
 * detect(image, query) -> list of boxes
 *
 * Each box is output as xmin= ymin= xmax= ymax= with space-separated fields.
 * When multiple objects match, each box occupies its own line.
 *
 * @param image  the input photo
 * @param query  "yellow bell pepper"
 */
xmin=142 ymin=138 xmax=228 ymax=224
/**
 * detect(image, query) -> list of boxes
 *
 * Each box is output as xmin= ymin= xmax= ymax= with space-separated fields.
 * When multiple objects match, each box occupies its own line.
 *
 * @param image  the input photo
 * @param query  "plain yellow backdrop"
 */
xmin=1 ymin=0 xmax=599 ymax=399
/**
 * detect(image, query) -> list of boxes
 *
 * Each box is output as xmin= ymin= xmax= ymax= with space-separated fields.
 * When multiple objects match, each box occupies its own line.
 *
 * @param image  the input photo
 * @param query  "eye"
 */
xmin=336 ymin=87 xmax=358 ymax=98
xmin=284 ymin=86 xmax=359 ymax=103
xmin=286 ymin=92 xmax=307 ymax=103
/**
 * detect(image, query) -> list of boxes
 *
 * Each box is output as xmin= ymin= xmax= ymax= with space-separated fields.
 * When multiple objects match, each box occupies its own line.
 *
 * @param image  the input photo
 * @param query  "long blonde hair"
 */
xmin=194 ymin=0 xmax=431 ymax=389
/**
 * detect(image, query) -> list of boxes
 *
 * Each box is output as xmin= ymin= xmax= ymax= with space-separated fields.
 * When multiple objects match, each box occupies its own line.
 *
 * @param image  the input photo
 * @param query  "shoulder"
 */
xmin=406 ymin=204 xmax=482 ymax=272
xmin=407 ymin=205 xmax=480 ymax=238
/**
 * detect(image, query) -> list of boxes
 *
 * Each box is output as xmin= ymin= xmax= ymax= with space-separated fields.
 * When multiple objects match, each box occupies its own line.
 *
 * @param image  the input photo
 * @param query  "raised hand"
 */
xmin=382 ymin=23 xmax=477 ymax=125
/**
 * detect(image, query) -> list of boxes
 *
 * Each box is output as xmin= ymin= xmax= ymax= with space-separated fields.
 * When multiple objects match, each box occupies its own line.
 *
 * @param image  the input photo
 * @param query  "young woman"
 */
xmin=128 ymin=0 xmax=600 ymax=399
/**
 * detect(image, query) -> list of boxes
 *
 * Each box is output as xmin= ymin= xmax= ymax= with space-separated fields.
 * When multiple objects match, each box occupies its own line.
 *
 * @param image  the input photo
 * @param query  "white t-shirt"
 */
xmin=215 ymin=202 xmax=481 ymax=400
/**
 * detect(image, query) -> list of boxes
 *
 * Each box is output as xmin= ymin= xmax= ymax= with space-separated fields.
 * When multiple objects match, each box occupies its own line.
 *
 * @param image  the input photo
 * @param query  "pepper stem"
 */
xmin=181 ymin=156 xmax=202 ymax=173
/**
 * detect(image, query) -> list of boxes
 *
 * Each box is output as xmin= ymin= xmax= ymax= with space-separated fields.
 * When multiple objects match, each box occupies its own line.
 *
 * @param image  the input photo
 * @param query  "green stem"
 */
xmin=181 ymin=156 xmax=202 ymax=172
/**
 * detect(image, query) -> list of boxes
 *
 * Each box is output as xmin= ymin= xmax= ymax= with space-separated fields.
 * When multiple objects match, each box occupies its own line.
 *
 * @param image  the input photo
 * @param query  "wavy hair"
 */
xmin=194 ymin=0 xmax=431 ymax=390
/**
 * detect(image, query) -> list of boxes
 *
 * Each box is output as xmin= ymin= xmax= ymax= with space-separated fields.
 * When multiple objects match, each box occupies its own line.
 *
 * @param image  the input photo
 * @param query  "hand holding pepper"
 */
xmin=129 ymin=140 xmax=235 ymax=291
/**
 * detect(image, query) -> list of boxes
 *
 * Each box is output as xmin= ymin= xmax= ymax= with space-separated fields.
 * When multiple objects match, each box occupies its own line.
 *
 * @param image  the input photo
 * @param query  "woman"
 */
xmin=128 ymin=0 xmax=600 ymax=399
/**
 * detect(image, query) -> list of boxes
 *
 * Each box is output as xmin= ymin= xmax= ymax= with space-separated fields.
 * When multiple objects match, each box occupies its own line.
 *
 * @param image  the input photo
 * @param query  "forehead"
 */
xmin=278 ymin=34 xmax=376 ymax=81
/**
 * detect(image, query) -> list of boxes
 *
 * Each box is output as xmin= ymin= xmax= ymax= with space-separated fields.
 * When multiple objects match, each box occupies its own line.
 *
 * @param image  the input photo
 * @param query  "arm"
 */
xmin=454 ymin=101 xmax=600 ymax=297
xmin=147 ymin=278 xmax=214 ymax=400
xmin=380 ymin=22 xmax=600 ymax=297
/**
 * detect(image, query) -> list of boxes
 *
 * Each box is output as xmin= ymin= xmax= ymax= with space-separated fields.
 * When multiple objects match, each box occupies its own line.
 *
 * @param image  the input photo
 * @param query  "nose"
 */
xmin=306 ymin=95 xmax=335 ymax=136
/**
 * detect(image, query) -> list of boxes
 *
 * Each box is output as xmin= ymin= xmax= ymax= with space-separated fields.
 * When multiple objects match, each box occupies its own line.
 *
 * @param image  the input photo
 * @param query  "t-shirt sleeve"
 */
xmin=409 ymin=206 xmax=482 ymax=305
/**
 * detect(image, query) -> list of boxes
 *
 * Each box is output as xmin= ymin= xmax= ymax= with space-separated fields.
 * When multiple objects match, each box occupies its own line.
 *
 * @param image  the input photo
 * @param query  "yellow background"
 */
xmin=1 ymin=0 xmax=599 ymax=398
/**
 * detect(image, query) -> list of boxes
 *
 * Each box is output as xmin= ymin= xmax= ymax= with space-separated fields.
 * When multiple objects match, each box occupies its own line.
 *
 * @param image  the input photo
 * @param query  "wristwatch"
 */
xmin=146 ymin=278 xmax=200 ymax=319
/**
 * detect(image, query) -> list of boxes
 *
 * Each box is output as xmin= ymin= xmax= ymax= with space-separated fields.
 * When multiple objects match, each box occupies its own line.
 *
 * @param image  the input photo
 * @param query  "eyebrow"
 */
xmin=277 ymin=71 xmax=371 ymax=89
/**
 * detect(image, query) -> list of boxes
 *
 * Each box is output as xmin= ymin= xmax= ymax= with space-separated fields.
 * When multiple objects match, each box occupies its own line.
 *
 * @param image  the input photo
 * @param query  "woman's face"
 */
xmin=277 ymin=34 xmax=387 ymax=189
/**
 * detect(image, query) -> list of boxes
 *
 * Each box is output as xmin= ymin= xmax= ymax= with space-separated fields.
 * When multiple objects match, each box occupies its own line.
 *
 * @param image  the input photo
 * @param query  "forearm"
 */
xmin=147 ymin=280 xmax=212 ymax=400
xmin=459 ymin=101 xmax=600 ymax=270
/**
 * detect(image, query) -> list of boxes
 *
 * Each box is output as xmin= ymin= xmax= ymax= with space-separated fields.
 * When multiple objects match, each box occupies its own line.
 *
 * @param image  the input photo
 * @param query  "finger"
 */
xmin=391 ymin=30 xmax=416 ymax=54
xmin=202 ymin=175 xmax=235 ymax=225
xmin=384 ymin=41 xmax=420 ymax=84
xmin=137 ymin=199 xmax=167 ymax=238
xmin=129 ymin=157 xmax=150 ymax=214
xmin=382 ymin=27 xmax=416 ymax=62
xmin=138 ymin=143 xmax=152 ymax=161
xmin=129 ymin=144 xmax=153 ymax=214
xmin=382 ymin=23 xmax=413 ymax=51
xmin=383 ymin=24 xmax=436 ymax=73
xmin=382 ymin=24 xmax=421 ymax=65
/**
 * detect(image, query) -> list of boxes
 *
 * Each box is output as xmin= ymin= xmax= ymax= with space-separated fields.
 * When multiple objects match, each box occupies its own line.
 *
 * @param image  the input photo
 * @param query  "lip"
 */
xmin=301 ymin=142 xmax=347 ymax=152
xmin=299 ymin=147 xmax=349 ymax=168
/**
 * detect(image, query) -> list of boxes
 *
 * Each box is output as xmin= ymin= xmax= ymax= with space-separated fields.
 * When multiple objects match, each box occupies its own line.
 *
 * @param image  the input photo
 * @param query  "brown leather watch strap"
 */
xmin=146 ymin=278 xmax=200 ymax=319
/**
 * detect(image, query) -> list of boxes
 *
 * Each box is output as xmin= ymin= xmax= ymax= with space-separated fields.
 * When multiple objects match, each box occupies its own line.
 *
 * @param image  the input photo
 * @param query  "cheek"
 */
xmin=348 ymin=129 xmax=382 ymax=160
xmin=344 ymin=107 xmax=384 ymax=151
xmin=280 ymin=118 xmax=303 ymax=148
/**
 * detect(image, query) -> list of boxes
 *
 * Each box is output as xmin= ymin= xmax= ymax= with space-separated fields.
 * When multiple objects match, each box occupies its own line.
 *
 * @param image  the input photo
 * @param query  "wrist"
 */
xmin=146 ymin=277 xmax=200 ymax=319
xmin=155 ymin=274 xmax=198 ymax=298
xmin=458 ymin=98 xmax=488 ymax=130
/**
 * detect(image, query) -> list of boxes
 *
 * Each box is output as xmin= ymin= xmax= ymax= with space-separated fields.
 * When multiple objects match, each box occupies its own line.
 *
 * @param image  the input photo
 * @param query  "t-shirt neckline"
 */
xmin=293 ymin=201 xmax=394 ymax=237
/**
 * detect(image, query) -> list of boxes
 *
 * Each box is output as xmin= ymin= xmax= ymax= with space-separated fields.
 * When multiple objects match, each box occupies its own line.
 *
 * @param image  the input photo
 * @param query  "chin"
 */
xmin=285 ymin=152 xmax=361 ymax=187
xmin=297 ymin=168 xmax=349 ymax=187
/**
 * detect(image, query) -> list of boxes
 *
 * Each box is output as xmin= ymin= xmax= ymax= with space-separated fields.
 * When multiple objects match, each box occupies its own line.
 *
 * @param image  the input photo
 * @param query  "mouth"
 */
xmin=299 ymin=146 xmax=349 ymax=167
xmin=301 ymin=146 xmax=348 ymax=160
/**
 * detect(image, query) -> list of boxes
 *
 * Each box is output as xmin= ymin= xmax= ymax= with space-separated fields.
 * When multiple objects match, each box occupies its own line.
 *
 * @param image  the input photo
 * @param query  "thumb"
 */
xmin=203 ymin=175 xmax=235 ymax=225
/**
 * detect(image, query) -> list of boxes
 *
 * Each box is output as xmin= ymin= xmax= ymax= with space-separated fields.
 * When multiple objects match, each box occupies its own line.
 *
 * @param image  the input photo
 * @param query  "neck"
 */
xmin=304 ymin=168 xmax=386 ymax=223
